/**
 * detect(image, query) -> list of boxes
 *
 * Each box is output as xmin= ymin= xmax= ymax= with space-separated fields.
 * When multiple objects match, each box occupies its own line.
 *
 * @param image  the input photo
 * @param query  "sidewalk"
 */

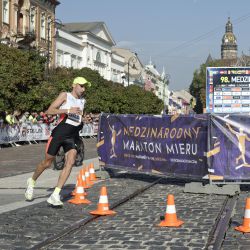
xmin=0 ymin=157 xmax=99 ymax=214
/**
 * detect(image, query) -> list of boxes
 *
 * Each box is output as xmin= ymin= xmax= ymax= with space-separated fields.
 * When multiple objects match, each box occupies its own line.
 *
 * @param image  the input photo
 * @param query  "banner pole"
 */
xmin=208 ymin=113 xmax=213 ymax=186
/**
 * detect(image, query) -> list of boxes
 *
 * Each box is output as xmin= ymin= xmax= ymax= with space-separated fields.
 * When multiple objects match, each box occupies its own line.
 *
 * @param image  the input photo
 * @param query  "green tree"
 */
xmin=48 ymin=67 xmax=163 ymax=114
xmin=189 ymin=59 xmax=233 ymax=113
xmin=0 ymin=44 xmax=45 ymax=112
xmin=0 ymin=44 xmax=163 ymax=114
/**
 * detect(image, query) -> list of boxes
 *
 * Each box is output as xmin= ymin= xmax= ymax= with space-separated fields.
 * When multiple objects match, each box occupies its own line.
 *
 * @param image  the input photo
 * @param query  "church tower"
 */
xmin=221 ymin=17 xmax=237 ymax=59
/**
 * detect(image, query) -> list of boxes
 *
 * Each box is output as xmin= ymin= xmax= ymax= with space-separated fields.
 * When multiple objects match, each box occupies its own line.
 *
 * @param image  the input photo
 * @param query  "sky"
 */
xmin=56 ymin=0 xmax=250 ymax=91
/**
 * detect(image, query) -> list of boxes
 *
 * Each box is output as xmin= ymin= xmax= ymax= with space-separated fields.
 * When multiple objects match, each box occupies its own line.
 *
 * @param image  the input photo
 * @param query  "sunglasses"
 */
xmin=78 ymin=84 xmax=86 ymax=88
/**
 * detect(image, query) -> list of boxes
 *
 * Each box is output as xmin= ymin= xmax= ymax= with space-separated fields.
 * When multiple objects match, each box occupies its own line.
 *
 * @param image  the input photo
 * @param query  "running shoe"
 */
xmin=25 ymin=178 xmax=35 ymax=201
xmin=47 ymin=193 xmax=63 ymax=206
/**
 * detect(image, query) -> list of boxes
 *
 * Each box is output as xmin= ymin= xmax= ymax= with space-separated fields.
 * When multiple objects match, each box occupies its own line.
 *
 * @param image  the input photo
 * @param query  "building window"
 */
xmin=71 ymin=55 xmax=76 ymax=68
xmin=41 ymin=13 xmax=46 ymax=39
xmin=30 ymin=7 xmax=36 ymax=33
xmin=113 ymin=73 xmax=118 ymax=82
xmin=47 ymin=16 xmax=51 ymax=41
xmin=96 ymin=51 xmax=101 ymax=62
xmin=3 ymin=0 xmax=9 ymax=24
xmin=56 ymin=50 xmax=63 ymax=67
xmin=77 ymin=57 xmax=81 ymax=68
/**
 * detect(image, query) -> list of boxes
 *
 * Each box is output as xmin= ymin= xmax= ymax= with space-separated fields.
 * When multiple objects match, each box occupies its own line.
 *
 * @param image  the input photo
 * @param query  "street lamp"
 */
xmin=163 ymin=74 xmax=170 ymax=114
xmin=127 ymin=53 xmax=139 ymax=86
xmin=46 ymin=18 xmax=62 ymax=78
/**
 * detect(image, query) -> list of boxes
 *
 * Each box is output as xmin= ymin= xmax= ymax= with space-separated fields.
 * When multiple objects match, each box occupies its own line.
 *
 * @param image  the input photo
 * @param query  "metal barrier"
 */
xmin=0 ymin=122 xmax=99 ymax=145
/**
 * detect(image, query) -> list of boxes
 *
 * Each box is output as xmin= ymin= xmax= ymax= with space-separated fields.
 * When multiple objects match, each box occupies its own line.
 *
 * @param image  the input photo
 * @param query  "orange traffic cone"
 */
xmin=68 ymin=175 xmax=90 ymax=204
xmin=85 ymin=167 xmax=93 ymax=187
xmin=90 ymin=186 xmax=116 ymax=215
xmin=158 ymin=194 xmax=184 ymax=227
xmin=71 ymin=170 xmax=86 ymax=196
xmin=79 ymin=173 xmax=88 ymax=196
xmin=235 ymin=198 xmax=250 ymax=233
xmin=89 ymin=163 xmax=98 ymax=182
xmin=82 ymin=169 xmax=92 ymax=189
xmin=71 ymin=177 xmax=78 ymax=196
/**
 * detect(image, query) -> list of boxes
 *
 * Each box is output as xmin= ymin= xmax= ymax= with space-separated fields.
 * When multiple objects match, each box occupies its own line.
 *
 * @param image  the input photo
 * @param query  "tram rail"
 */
xmin=30 ymin=175 xmax=239 ymax=250
xmin=31 ymin=176 xmax=163 ymax=250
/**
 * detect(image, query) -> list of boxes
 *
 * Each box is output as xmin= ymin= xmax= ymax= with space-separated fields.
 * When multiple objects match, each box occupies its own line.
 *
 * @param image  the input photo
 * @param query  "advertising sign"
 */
xmin=0 ymin=123 xmax=96 ymax=144
xmin=208 ymin=114 xmax=250 ymax=180
xmin=206 ymin=67 xmax=250 ymax=113
xmin=97 ymin=114 xmax=208 ymax=178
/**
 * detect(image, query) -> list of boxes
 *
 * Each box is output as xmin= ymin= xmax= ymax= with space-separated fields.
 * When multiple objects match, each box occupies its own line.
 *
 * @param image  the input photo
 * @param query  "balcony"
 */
xmin=16 ymin=30 xmax=36 ymax=49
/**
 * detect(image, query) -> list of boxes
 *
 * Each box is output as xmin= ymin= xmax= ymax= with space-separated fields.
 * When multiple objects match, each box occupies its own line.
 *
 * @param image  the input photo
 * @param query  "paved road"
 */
xmin=0 ymin=172 xmax=227 ymax=250
xmin=46 ymin=177 xmax=227 ymax=250
xmin=222 ymin=191 xmax=250 ymax=249
xmin=0 ymin=140 xmax=250 ymax=249
xmin=0 ymin=138 xmax=98 ymax=178
xmin=0 ymin=138 xmax=99 ymax=217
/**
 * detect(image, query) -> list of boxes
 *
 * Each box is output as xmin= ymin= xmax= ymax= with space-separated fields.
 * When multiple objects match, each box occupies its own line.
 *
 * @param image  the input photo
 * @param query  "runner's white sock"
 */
xmin=29 ymin=178 xmax=36 ymax=187
xmin=53 ymin=187 xmax=61 ymax=195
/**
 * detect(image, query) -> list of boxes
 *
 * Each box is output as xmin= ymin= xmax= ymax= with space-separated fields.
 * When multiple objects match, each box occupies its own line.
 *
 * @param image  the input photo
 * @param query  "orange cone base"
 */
xmin=235 ymin=225 xmax=250 ymax=233
xmin=90 ymin=177 xmax=99 ymax=182
xmin=158 ymin=219 xmax=184 ymax=227
xmin=68 ymin=198 xmax=91 ymax=204
xmin=90 ymin=209 xmax=116 ymax=216
xmin=71 ymin=191 xmax=87 ymax=196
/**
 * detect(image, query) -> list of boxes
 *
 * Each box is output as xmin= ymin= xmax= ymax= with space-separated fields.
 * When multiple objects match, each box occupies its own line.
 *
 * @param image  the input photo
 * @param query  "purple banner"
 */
xmin=97 ymin=114 xmax=208 ymax=178
xmin=208 ymin=114 xmax=250 ymax=180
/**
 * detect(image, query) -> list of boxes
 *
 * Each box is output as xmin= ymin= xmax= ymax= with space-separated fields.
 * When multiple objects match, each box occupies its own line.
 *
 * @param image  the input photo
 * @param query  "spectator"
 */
xmin=19 ymin=112 xmax=29 ymax=123
xmin=5 ymin=111 xmax=15 ymax=125
xmin=28 ymin=113 xmax=34 ymax=123
xmin=36 ymin=112 xmax=45 ymax=123
xmin=13 ymin=110 xmax=22 ymax=124
xmin=31 ymin=112 xmax=38 ymax=123
xmin=0 ymin=111 xmax=6 ymax=125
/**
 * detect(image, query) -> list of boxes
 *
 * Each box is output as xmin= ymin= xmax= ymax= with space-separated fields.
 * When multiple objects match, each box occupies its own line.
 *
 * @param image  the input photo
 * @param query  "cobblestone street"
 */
xmin=0 ymin=143 xmax=250 ymax=249
xmin=46 ymin=179 xmax=226 ymax=250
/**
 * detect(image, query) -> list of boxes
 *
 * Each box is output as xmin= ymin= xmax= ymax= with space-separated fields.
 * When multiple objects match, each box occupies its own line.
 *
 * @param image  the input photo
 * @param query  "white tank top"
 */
xmin=60 ymin=93 xmax=86 ymax=126
xmin=60 ymin=93 xmax=85 ymax=110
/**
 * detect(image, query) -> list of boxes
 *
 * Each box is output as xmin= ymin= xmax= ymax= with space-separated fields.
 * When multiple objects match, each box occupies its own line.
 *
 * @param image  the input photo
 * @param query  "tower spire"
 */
xmin=149 ymin=56 xmax=152 ymax=65
xmin=221 ymin=17 xmax=237 ymax=59
xmin=161 ymin=66 xmax=166 ymax=79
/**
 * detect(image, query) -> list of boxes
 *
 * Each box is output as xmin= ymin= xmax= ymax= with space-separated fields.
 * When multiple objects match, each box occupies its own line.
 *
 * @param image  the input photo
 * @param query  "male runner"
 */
xmin=25 ymin=77 xmax=91 ymax=206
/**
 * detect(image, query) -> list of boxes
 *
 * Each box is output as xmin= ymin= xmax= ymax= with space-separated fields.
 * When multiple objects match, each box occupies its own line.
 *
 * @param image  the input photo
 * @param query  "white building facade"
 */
xmin=111 ymin=51 xmax=125 ymax=84
xmin=55 ymin=22 xmax=125 ymax=83
xmin=112 ymin=48 xmax=143 ymax=87
xmin=168 ymin=90 xmax=195 ymax=115
xmin=56 ymin=28 xmax=83 ymax=68
xmin=143 ymin=62 xmax=169 ymax=110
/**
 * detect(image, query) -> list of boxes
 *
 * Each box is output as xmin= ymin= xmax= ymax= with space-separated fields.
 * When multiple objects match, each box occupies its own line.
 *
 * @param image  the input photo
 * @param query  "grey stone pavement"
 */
xmin=0 ymin=138 xmax=98 ymax=214
xmin=0 ymin=140 xmax=250 ymax=249
xmin=222 ymin=190 xmax=250 ymax=250
xmin=46 ymin=179 xmax=227 ymax=250
xmin=0 ymin=138 xmax=98 ymax=178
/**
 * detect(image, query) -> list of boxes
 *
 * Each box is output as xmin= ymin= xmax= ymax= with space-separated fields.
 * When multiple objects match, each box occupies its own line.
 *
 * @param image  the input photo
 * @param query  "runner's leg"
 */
xmin=25 ymin=153 xmax=54 ymax=201
xmin=32 ymin=153 xmax=55 ymax=181
xmin=56 ymin=149 xmax=77 ymax=188
xmin=47 ymin=137 xmax=77 ymax=206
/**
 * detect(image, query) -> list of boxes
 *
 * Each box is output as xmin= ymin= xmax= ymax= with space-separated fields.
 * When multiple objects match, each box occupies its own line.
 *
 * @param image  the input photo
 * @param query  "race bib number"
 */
xmin=66 ymin=113 xmax=81 ymax=126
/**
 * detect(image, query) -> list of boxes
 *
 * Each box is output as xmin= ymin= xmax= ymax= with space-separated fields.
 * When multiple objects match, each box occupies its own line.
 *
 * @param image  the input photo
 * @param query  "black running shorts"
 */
xmin=46 ymin=136 xmax=79 ymax=156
